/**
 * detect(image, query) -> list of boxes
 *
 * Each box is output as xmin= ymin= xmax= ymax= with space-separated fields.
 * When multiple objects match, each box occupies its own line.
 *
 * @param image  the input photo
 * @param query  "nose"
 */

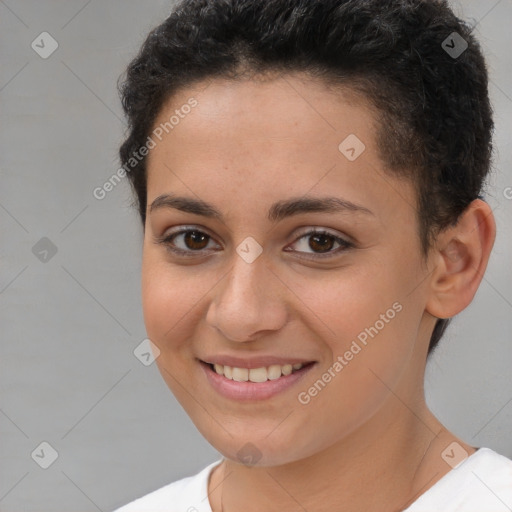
xmin=205 ymin=253 xmax=288 ymax=343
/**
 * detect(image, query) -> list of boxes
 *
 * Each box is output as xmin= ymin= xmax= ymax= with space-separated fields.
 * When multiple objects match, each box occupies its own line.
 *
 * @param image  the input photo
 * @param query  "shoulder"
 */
xmin=111 ymin=460 xmax=222 ymax=512
xmin=406 ymin=447 xmax=512 ymax=512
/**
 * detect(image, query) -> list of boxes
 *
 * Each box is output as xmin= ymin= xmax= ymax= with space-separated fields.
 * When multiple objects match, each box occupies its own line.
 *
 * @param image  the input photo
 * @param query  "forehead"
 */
xmin=145 ymin=73 xmax=415 ymax=224
xmin=150 ymin=73 xmax=378 ymax=157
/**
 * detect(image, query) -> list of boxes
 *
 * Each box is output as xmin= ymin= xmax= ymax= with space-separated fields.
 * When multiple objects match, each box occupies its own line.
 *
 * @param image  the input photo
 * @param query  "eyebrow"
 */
xmin=148 ymin=193 xmax=374 ymax=223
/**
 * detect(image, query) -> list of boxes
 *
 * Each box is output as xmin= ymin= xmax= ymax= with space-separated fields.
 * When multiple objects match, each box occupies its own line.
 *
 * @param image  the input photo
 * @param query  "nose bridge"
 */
xmin=206 ymin=249 xmax=286 ymax=342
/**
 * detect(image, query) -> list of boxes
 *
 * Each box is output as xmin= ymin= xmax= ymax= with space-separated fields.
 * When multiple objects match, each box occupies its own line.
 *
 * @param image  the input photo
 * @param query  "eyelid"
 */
xmin=154 ymin=225 xmax=221 ymax=256
xmin=286 ymin=228 xmax=354 ymax=259
xmin=292 ymin=226 xmax=353 ymax=243
xmin=161 ymin=224 xmax=216 ymax=237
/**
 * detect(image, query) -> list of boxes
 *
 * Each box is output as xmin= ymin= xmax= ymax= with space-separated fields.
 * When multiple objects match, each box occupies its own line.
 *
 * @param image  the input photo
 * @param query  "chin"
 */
xmin=199 ymin=425 xmax=324 ymax=468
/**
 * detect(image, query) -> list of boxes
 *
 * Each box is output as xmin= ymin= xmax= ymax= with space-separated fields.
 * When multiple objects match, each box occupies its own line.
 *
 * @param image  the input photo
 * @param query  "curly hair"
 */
xmin=117 ymin=0 xmax=494 ymax=356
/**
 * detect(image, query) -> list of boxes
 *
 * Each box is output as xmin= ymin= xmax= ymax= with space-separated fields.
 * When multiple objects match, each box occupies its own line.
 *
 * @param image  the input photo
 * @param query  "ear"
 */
xmin=425 ymin=199 xmax=496 ymax=319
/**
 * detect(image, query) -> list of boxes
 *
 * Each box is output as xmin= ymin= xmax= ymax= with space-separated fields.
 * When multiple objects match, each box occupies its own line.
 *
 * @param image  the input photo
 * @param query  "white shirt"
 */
xmin=112 ymin=447 xmax=512 ymax=511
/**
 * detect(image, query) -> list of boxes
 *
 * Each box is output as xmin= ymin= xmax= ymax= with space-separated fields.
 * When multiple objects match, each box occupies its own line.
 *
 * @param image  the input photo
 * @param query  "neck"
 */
xmin=209 ymin=385 xmax=474 ymax=511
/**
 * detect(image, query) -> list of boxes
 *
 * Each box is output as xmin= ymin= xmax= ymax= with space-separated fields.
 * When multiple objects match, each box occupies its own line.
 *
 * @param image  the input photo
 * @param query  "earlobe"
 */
xmin=425 ymin=199 xmax=496 ymax=319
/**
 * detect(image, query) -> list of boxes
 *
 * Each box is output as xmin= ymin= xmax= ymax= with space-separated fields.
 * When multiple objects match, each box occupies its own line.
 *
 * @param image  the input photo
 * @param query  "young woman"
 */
xmin=113 ymin=0 xmax=512 ymax=510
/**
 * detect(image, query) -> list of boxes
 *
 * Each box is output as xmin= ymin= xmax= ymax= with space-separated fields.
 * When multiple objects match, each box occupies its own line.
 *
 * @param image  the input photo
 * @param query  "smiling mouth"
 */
xmin=201 ymin=361 xmax=315 ymax=383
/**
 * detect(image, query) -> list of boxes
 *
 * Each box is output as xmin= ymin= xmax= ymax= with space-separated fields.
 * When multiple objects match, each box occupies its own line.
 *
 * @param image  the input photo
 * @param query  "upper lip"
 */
xmin=199 ymin=355 xmax=316 ymax=369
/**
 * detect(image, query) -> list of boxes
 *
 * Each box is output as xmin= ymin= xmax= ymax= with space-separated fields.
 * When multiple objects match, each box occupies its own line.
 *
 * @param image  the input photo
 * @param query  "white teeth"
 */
xmin=267 ymin=365 xmax=282 ymax=380
xmin=210 ymin=362 xmax=305 ymax=381
xmin=232 ymin=367 xmax=249 ymax=382
xmin=281 ymin=364 xmax=292 ymax=376
xmin=249 ymin=367 xmax=268 ymax=383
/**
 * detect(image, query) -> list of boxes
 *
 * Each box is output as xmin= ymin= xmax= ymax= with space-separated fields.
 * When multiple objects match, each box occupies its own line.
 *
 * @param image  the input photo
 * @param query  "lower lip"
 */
xmin=200 ymin=361 xmax=316 ymax=401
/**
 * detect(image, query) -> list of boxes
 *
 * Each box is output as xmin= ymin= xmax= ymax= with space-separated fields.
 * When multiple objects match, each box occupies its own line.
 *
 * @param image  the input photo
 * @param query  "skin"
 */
xmin=141 ymin=72 xmax=496 ymax=511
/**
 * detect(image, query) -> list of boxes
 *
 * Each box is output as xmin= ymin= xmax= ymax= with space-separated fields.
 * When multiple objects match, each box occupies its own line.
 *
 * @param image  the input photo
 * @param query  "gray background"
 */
xmin=0 ymin=1 xmax=511 ymax=511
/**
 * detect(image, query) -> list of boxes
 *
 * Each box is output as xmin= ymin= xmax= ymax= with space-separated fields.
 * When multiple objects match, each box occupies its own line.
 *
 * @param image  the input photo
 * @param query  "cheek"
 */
xmin=140 ymin=250 xmax=208 ymax=403
xmin=295 ymin=261 xmax=421 ymax=393
xmin=291 ymin=264 xmax=406 ymax=349
xmin=141 ymin=248 xmax=226 ymax=353
xmin=290 ymin=288 xmax=417 ymax=456
xmin=141 ymin=250 xmax=197 ymax=350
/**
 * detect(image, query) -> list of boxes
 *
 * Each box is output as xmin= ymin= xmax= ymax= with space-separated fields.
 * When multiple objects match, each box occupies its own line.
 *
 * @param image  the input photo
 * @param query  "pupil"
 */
xmin=185 ymin=231 xmax=209 ymax=250
xmin=310 ymin=234 xmax=333 ymax=253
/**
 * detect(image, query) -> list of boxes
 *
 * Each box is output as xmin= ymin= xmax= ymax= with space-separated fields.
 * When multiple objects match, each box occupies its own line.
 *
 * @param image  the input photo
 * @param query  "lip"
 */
xmin=199 ymin=359 xmax=316 ymax=401
xmin=200 ymin=355 xmax=314 ymax=369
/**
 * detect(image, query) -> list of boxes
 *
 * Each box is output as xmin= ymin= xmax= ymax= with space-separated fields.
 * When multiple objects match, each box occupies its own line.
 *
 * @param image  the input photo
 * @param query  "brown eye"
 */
xmin=286 ymin=229 xmax=353 ymax=259
xmin=182 ymin=230 xmax=210 ymax=250
xmin=157 ymin=228 xmax=219 ymax=256
xmin=308 ymin=233 xmax=336 ymax=253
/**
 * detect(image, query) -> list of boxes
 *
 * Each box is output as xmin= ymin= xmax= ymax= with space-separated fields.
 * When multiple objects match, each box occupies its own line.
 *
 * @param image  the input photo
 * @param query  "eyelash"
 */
xmin=156 ymin=226 xmax=354 ymax=260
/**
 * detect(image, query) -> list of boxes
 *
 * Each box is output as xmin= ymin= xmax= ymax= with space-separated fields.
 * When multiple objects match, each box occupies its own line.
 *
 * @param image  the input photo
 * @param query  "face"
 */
xmin=142 ymin=73 xmax=435 ymax=466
